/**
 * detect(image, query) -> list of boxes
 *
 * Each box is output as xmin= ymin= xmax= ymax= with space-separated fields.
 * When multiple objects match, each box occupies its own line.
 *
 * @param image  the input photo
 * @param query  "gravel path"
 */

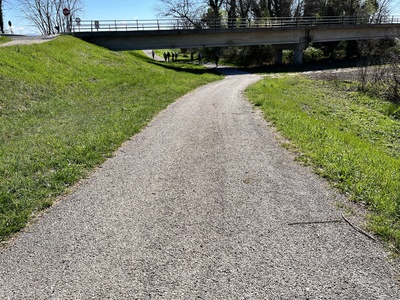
xmin=0 ymin=35 xmax=58 ymax=47
xmin=0 ymin=68 xmax=399 ymax=299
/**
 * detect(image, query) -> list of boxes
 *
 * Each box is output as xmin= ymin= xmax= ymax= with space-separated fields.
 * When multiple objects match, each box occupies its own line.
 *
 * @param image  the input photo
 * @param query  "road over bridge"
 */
xmin=72 ymin=16 xmax=400 ymax=64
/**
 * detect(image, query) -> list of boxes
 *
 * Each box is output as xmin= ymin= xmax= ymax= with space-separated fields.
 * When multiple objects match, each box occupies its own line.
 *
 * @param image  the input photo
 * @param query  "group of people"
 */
xmin=163 ymin=51 xmax=179 ymax=62
xmin=151 ymin=50 xmax=220 ymax=67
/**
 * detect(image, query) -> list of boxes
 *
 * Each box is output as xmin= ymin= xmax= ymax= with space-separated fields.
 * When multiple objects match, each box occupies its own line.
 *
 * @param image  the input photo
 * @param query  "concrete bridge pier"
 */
xmin=293 ymin=43 xmax=308 ymax=64
xmin=273 ymin=48 xmax=284 ymax=65
xmin=273 ymin=43 xmax=308 ymax=64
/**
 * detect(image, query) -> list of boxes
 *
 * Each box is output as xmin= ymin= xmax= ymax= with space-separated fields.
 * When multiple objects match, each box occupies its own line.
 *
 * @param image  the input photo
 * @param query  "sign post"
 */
xmin=63 ymin=8 xmax=71 ymax=32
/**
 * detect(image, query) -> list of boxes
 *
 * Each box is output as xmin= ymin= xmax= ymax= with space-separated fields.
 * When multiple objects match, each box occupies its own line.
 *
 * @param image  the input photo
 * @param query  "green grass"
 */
xmin=0 ymin=36 xmax=221 ymax=241
xmin=246 ymin=76 xmax=400 ymax=251
xmin=0 ymin=36 xmax=11 ymax=45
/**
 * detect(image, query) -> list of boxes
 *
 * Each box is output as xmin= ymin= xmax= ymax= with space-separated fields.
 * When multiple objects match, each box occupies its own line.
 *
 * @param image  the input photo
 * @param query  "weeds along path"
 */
xmin=0 ymin=68 xmax=399 ymax=298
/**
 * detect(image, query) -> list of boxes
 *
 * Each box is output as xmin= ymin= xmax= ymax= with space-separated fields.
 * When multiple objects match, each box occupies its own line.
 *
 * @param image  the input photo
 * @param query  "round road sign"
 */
xmin=63 ymin=8 xmax=70 ymax=16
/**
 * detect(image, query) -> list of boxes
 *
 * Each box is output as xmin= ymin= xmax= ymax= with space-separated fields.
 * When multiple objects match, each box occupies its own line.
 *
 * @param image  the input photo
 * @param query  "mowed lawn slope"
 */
xmin=0 ymin=36 xmax=221 ymax=241
xmin=247 ymin=76 xmax=400 ymax=252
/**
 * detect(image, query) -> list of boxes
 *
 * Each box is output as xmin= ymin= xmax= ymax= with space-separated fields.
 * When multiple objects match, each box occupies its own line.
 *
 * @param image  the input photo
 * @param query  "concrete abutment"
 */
xmin=272 ymin=43 xmax=308 ymax=64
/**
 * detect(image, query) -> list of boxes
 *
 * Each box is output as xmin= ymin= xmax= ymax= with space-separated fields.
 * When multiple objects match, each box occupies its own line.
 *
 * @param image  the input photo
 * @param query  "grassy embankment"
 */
xmin=0 ymin=36 xmax=221 ymax=242
xmin=246 ymin=76 xmax=400 ymax=251
xmin=0 ymin=36 xmax=11 ymax=45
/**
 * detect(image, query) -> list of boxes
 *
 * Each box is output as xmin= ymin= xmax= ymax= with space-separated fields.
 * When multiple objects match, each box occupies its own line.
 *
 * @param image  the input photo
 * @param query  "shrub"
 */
xmin=222 ymin=45 xmax=274 ymax=66
xmin=303 ymin=46 xmax=325 ymax=63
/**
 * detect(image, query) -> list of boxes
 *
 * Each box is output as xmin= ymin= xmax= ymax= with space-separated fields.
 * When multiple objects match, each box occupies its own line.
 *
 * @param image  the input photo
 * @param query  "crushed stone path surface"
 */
xmin=0 ymin=34 xmax=58 ymax=47
xmin=1 ymin=67 xmax=399 ymax=299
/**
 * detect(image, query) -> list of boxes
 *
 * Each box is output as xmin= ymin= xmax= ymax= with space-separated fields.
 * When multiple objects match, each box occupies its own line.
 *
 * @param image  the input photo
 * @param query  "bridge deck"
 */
xmin=71 ymin=16 xmax=400 ymax=64
xmin=72 ymin=16 xmax=400 ymax=33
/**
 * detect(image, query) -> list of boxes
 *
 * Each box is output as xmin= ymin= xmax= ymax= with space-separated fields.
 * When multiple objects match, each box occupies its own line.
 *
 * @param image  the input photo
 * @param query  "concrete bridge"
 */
xmin=71 ymin=16 xmax=400 ymax=64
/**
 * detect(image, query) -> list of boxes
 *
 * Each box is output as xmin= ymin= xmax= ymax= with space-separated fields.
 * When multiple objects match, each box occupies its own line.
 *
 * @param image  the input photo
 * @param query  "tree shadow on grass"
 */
xmin=149 ymin=60 xmax=260 ymax=76
xmin=146 ymin=53 xmax=362 ymax=77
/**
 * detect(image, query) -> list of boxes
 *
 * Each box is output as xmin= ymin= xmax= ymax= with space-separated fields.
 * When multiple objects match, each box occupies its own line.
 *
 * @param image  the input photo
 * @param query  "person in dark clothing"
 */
xmin=215 ymin=54 xmax=219 ymax=67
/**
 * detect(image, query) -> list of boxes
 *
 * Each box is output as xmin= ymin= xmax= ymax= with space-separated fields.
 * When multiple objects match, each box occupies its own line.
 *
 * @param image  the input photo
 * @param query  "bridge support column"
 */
xmin=293 ymin=48 xmax=303 ymax=64
xmin=293 ymin=43 xmax=308 ymax=64
xmin=272 ymin=43 xmax=308 ymax=65
xmin=273 ymin=48 xmax=283 ymax=64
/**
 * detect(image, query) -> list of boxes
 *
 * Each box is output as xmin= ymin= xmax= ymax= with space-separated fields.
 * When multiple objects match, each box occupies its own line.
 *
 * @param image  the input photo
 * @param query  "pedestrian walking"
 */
xmin=151 ymin=50 xmax=155 ymax=59
xmin=163 ymin=52 xmax=167 ymax=61
xmin=198 ymin=53 xmax=202 ymax=64
xmin=215 ymin=54 xmax=219 ymax=67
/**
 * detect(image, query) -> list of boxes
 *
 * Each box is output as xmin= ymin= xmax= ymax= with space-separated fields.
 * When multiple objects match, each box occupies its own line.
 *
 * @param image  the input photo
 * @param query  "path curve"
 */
xmin=0 ymin=35 xmax=58 ymax=47
xmin=0 ymin=68 xmax=399 ymax=298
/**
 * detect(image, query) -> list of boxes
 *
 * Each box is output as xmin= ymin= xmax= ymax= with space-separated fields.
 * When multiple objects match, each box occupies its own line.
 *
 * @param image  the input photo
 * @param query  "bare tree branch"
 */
xmin=16 ymin=0 xmax=82 ymax=35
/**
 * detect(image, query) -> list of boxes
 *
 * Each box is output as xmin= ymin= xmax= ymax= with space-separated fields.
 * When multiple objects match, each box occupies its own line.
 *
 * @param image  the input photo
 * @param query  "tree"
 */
xmin=155 ymin=0 xmax=205 ymax=27
xmin=0 ymin=0 xmax=4 ymax=33
xmin=0 ymin=0 xmax=9 ymax=34
xmin=208 ymin=0 xmax=224 ymax=18
xmin=16 ymin=0 xmax=83 ymax=35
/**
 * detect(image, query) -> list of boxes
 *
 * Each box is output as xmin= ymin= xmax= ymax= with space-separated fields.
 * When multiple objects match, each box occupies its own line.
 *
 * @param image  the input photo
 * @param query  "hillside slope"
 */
xmin=0 ymin=36 xmax=221 ymax=241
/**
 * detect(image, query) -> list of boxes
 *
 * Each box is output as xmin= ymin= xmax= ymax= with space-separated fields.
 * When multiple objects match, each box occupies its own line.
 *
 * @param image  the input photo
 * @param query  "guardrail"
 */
xmin=71 ymin=15 xmax=400 ymax=33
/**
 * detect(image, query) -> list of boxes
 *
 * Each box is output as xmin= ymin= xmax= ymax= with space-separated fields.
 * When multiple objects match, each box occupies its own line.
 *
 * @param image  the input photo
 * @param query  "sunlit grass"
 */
xmin=246 ymin=76 xmax=400 ymax=251
xmin=0 ymin=36 xmax=11 ymax=45
xmin=0 ymin=36 xmax=221 ymax=241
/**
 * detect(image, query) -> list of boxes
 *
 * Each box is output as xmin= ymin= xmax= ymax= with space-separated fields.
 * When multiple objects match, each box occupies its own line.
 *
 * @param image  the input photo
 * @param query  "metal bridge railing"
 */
xmin=71 ymin=15 xmax=400 ymax=33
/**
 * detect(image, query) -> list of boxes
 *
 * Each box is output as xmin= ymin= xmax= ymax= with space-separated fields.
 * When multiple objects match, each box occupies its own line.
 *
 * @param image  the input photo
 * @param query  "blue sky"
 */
xmin=3 ymin=0 xmax=400 ymax=35
xmin=4 ymin=0 xmax=158 ymax=35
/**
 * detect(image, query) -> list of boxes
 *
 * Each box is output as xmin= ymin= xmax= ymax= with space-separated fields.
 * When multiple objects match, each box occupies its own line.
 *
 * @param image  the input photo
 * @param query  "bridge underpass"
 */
xmin=71 ymin=16 xmax=400 ymax=64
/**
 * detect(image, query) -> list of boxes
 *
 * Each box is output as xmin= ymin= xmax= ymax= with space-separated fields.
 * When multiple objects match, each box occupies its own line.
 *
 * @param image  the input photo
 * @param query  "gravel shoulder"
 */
xmin=0 ymin=66 xmax=399 ymax=298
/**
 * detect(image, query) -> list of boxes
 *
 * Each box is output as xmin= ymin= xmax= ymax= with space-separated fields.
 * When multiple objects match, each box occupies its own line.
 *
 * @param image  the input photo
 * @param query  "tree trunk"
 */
xmin=0 ymin=0 xmax=4 ymax=34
